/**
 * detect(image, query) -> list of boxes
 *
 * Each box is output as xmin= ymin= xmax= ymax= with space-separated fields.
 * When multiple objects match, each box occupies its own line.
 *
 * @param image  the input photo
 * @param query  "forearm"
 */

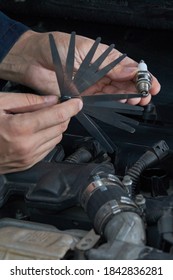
xmin=0 ymin=26 xmax=63 ymax=95
xmin=0 ymin=12 xmax=36 ymax=84
xmin=0 ymin=28 xmax=36 ymax=84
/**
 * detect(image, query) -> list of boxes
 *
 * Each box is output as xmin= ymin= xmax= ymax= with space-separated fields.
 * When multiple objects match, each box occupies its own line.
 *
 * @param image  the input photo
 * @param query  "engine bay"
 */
xmin=0 ymin=125 xmax=173 ymax=260
xmin=1 ymin=0 xmax=173 ymax=260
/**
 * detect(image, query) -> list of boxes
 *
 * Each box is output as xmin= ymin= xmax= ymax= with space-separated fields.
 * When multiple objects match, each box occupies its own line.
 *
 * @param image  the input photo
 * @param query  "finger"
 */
xmin=138 ymin=94 xmax=152 ymax=106
xmin=0 ymin=92 xmax=58 ymax=110
xmin=15 ymin=98 xmax=83 ymax=133
xmin=33 ymin=120 xmax=70 ymax=149
xmin=150 ymin=75 xmax=161 ymax=95
xmin=5 ymin=96 xmax=58 ymax=114
xmin=109 ymin=65 xmax=137 ymax=81
xmin=91 ymin=49 xmax=137 ymax=83
xmin=107 ymin=60 xmax=161 ymax=97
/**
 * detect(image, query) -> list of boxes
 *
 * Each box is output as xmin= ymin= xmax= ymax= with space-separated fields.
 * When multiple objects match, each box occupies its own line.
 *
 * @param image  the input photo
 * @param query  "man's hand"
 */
xmin=0 ymin=30 xmax=161 ymax=106
xmin=0 ymin=92 xmax=83 ymax=174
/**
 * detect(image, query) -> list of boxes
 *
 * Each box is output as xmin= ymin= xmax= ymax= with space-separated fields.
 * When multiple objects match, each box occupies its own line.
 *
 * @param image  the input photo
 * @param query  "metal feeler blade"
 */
xmin=66 ymin=31 xmax=76 ymax=80
xmin=84 ymin=104 xmax=138 ymax=126
xmin=75 ymin=43 xmax=115 ymax=88
xmin=74 ymin=37 xmax=101 ymax=83
xmin=89 ymin=44 xmax=115 ymax=72
xmin=75 ymin=111 xmax=114 ymax=153
xmin=48 ymin=32 xmax=140 ymax=148
xmin=77 ymin=53 xmax=127 ymax=93
xmin=112 ymin=112 xmax=139 ymax=126
xmin=49 ymin=34 xmax=64 ymax=98
xmin=86 ymin=101 xmax=143 ymax=115
xmin=82 ymin=92 xmax=145 ymax=103
xmin=83 ymin=105 xmax=138 ymax=133
xmin=62 ymin=31 xmax=81 ymax=99
xmin=105 ymin=104 xmax=143 ymax=115
xmin=84 ymin=103 xmax=143 ymax=116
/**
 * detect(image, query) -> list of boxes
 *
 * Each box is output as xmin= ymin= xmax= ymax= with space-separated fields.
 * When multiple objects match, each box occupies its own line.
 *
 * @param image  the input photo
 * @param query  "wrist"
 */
xmin=0 ymin=30 xmax=37 ymax=84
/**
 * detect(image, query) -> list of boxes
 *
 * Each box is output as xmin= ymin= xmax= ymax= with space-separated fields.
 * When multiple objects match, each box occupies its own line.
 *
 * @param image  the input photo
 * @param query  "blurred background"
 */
xmin=1 ymin=0 xmax=173 ymax=104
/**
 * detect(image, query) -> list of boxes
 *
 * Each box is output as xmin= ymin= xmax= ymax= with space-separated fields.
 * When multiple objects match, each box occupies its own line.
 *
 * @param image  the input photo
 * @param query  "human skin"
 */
xmin=0 ymin=92 xmax=83 ymax=174
xmin=0 ymin=30 xmax=161 ymax=173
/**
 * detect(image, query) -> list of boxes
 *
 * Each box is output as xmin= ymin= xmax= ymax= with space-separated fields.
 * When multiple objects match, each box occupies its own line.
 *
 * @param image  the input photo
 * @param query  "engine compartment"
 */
xmin=1 ymin=0 xmax=173 ymax=260
xmin=0 ymin=130 xmax=173 ymax=260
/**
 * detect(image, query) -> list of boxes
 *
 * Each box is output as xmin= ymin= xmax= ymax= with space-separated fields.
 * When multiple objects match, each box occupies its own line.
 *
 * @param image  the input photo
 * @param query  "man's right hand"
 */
xmin=0 ymin=92 xmax=83 ymax=174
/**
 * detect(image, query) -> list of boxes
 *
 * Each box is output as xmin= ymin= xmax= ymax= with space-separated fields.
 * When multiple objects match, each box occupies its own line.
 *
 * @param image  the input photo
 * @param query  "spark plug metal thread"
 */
xmin=136 ymin=60 xmax=152 ymax=97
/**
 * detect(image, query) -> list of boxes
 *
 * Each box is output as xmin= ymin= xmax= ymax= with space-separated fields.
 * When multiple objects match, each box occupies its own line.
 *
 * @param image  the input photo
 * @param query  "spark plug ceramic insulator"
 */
xmin=135 ymin=60 xmax=152 ymax=97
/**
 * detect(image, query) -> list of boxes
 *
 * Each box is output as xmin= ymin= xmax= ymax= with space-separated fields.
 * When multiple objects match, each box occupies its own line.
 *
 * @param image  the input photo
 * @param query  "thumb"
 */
xmin=109 ymin=66 xmax=138 ymax=81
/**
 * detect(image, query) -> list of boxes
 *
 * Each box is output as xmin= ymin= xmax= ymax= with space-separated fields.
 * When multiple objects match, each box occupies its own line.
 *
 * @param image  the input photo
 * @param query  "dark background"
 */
xmin=1 ymin=0 xmax=172 ymax=105
xmin=1 ymin=0 xmax=173 ymax=150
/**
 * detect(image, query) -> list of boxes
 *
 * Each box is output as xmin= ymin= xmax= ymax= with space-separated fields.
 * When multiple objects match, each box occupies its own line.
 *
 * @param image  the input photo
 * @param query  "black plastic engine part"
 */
xmin=0 ymin=160 xmax=114 ymax=211
xmin=141 ymin=168 xmax=169 ymax=196
xmin=125 ymin=140 xmax=169 ymax=196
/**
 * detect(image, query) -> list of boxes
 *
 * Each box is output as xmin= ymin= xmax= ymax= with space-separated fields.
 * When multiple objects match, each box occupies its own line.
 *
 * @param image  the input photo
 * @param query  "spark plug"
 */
xmin=135 ymin=60 xmax=152 ymax=97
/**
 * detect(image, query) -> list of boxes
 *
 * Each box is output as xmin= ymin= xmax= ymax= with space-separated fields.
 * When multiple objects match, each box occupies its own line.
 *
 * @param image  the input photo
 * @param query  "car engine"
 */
xmin=0 ymin=0 xmax=173 ymax=261
xmin=0 ymin=101 xmax=173 ymax=260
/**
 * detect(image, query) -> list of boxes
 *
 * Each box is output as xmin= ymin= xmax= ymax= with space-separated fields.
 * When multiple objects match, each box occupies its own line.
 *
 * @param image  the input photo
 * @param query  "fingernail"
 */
xmin=44 ymin=95 xmax=58 ymax=104
xmin=78 ymin=99 xmax=83 ymax=111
